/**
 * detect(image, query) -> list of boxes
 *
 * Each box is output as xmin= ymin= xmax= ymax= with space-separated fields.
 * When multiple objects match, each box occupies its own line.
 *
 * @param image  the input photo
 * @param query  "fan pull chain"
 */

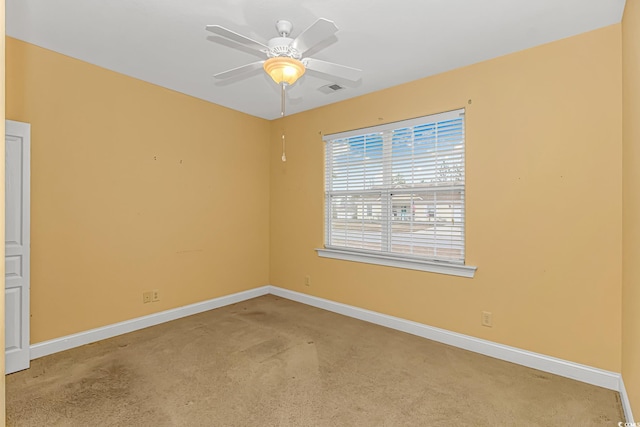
xmin=280 ymin=83 xmax=287 ymax=162
xmin=281 ymin=132 xmax=287 ymax=162
xmin=281 ymin=83 xmax=286 ymax=117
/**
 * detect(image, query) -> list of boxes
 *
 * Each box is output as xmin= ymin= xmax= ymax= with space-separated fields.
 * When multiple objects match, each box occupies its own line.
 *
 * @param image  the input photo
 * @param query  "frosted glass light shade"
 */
xmin=263 ymin=57 xmax=305 ymax=85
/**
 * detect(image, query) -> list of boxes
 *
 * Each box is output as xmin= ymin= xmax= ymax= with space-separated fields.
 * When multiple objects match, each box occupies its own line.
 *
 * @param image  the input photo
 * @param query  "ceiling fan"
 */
xmin=205 ymin=18 xmax=362 ymax=87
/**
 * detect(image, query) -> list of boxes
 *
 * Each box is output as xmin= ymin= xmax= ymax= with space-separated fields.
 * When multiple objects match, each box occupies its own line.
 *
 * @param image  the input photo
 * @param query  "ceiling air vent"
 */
xmin=318 ymin=83 xmax=346 ymax=94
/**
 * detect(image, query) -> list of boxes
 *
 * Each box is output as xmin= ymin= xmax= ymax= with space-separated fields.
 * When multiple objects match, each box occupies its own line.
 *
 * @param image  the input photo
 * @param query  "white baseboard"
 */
xmin=268 ymin=286 xmax=623 ymax=392
xmin=30 ymin=284 xmax=631 ymax=419
xmin=620 ymin=377 xmax=635 ymax=422
xmin=30 ymin=286 xmax=271 ymax=360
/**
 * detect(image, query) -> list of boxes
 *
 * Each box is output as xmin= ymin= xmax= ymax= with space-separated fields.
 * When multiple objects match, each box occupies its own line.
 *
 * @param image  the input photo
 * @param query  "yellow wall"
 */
xmin=623 ymin=0 xmax=640 ymax=417
xmin=270 ymin=25 xmax=623 ymax=371
xmin=5 ymin=37 xmax=271 ymax=343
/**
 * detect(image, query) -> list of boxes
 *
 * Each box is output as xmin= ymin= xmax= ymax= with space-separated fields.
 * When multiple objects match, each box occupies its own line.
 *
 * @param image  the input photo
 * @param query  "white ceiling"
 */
xmin=6 ymin=0 xmax=626 ymax=120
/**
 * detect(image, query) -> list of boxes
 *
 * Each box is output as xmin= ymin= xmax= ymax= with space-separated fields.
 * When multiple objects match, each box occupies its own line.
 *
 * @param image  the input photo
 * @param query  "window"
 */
xmin=317 ymin=109 xmax=476 ymax=278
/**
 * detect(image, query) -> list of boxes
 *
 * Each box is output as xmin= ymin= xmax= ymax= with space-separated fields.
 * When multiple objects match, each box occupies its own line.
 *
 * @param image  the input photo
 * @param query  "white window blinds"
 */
xmin=323 ymin=109 xmax=465 ymax=264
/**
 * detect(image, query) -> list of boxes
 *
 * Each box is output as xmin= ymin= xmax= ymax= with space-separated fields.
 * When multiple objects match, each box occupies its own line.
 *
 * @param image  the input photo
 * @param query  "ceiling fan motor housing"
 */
xmin=267 ymin=37 xmax=301 ymax=59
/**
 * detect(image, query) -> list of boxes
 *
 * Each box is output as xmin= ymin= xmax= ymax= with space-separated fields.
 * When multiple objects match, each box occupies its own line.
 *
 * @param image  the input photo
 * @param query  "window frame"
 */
xmin=317 ymin=108 xmax=477 ymax=278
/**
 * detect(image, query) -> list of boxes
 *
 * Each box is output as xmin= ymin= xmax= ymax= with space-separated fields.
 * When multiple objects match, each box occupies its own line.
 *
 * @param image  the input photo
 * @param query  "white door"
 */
xmin=5 ymin=120 xmax=30 ymax=374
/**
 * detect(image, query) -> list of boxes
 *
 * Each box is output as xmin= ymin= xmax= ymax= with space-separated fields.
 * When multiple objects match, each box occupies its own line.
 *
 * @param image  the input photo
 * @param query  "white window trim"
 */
xmin=323 ymin=109 xmax=463 ymax=140
xmin=316 ymin=247 xmax=477 ymax=278
xmin=321 ymin=108 xmax=476 ymax=278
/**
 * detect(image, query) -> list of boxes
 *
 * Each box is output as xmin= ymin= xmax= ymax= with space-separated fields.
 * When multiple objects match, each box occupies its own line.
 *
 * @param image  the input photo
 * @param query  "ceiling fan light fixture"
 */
xmin=263 ymin=57 xmax=305 ymax=85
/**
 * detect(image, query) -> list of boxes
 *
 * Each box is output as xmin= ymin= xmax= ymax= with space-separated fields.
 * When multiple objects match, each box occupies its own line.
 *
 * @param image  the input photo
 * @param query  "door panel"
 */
xmin=5 ymin=287 xmax=22 ymax=351
xmin=5 ymin=120 xmax=31 ymax=374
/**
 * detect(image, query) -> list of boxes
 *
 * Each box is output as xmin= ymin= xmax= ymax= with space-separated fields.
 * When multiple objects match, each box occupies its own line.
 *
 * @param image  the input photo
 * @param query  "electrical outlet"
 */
xmin=152 ymin=289 xmax=160 ymax=302
xmin=143 ymin=291 xmax=153 ymax=304
xmin=481 ymin=311 xmax=493 ymax=327
xmin=304 ymin=276 xmax=311 ymax=287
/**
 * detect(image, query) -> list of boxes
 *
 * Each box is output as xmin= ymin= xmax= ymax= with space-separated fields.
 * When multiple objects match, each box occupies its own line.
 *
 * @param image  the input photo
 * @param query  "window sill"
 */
xmin=315 ymin=248 xmax=477 ymax=278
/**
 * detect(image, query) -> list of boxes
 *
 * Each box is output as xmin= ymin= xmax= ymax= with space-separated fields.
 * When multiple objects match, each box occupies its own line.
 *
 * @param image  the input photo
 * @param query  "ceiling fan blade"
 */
xmin=205 ymin=25 xmax=268 ymax=52
xmin=214 ymin=61 xmax=265 ymax=80
xmin=303 ymin=58 xmax=362 ymax=82
xmin=291 ymin=18 xmax=338 ymax=56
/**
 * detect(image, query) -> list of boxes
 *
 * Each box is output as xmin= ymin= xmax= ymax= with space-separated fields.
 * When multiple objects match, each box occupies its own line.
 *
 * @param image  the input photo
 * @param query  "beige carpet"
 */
xmin=6 ymin=295 xmax=624 ymax=426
